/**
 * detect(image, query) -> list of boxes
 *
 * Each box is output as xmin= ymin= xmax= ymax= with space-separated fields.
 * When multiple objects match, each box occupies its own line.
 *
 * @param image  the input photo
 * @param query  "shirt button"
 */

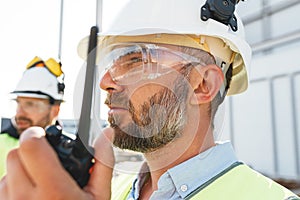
xmin=180 ymin=184 xmax=188 ymax=192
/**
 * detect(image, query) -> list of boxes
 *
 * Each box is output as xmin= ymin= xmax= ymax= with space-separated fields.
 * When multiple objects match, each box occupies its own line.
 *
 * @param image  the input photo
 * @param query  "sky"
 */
xmin=0 ymin=0 xmax=98 ymax=119
xmin=0 ymin=0 xmax=254 ymax=121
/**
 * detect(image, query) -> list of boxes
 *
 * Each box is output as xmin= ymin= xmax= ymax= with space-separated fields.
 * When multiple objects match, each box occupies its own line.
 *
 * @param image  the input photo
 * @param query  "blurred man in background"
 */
xmin=0 ymin=56 xmax=65 ymax=177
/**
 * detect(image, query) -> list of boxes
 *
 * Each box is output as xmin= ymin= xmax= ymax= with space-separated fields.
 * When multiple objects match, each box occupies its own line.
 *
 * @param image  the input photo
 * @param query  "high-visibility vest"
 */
xmin=111 ymin=163 xmax=299 ymax=200
xmin=0 ymin=134 xmax=19 ymax=178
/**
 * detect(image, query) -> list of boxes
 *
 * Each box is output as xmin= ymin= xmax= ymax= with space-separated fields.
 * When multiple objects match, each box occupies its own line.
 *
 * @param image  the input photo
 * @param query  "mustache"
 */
xmin=15 ymin=116 xmax=31 ymax=123
xmin=104 ymin=92 xmax=131 ymax=109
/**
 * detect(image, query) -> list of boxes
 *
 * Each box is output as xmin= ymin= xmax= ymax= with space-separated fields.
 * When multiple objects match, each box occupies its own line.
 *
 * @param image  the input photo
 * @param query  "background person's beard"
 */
xmin=15 ymin=114 xmax=51 ymax=134
xmin=15 ymin=116 xmax=33 ymax=133
xmin=108 ymin=75 xmax=190 ymax=153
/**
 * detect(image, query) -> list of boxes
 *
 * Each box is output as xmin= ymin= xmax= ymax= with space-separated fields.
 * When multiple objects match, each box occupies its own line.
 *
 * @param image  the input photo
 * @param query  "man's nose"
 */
xmin=99 ymin=71 xmax=123 ymax=93
xmin=16 ymin=104 xmax=27 ymax=115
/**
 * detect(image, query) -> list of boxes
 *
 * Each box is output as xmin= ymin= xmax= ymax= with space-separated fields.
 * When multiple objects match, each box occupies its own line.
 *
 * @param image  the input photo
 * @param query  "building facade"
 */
xmin=222 ymin=0 xmax=300 ymax=181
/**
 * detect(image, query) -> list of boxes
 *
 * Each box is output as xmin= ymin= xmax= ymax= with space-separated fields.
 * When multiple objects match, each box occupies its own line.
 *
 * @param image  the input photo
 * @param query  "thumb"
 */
xmin=19 ymin=126 xmax=46 ymax=142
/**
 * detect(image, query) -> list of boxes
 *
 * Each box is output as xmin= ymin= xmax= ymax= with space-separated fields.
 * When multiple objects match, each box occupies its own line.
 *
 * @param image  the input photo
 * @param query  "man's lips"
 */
xmin=107 ymin=103 xmax=128 ymax=109
xmin=108 ymin=106 xmax=128 ymax=115
xmin=16 ymin=119 xmax=30 ymax=126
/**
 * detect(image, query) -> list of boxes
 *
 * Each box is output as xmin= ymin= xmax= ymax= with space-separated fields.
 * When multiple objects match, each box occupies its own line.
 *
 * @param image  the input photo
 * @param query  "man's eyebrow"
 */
xmin=114 ymin=50 xmax=142 ymax=62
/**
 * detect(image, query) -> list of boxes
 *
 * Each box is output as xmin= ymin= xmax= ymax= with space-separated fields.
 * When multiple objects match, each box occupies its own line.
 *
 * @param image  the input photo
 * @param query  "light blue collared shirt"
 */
xmin=127 ymin=141 xmax=239 ymax=200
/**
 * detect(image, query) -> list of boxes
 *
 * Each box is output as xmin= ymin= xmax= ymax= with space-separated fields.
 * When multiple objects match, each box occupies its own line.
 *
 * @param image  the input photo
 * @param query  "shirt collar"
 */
xmin=129 ymin=141 xmax=238 ymax=199
xmin=163 ymin=141 xmax=238 ymax=198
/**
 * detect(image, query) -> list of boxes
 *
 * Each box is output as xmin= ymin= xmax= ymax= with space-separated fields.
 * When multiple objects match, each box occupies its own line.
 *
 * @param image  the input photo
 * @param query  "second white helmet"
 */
xmin=12 ymin=57 xmax=65 ymax=102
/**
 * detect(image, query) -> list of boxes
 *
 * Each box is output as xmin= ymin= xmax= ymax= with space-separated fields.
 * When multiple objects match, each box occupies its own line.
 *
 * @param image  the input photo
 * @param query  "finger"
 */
xmin=6 ymin=149 xmax=35 ymax=199
xmin=93 ymin=127 xmax=115 ymax=166
xmin=19 ymin=126 xmax=46 ymax=143
xmin=85 ymin=127 xmax=115 ymax=199
xmin=0 ymin=176 xmax=9 ymax=199
xmin=18 ymin=127 xmax=78 ymax=189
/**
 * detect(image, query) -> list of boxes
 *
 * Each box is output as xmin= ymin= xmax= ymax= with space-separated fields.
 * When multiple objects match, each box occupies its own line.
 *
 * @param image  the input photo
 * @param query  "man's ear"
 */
xmin=50 ymin=105 xmax=60 ymax=119
xmin=190 ymin=64 xmax=224 ymax=105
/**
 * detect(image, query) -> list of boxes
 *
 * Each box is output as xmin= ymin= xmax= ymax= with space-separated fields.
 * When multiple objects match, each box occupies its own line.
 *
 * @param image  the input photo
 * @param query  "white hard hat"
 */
xmin=12 ymin=57 xmax=65 ymax=102
xmin=78 ymin=0 xmax=251 ymax=95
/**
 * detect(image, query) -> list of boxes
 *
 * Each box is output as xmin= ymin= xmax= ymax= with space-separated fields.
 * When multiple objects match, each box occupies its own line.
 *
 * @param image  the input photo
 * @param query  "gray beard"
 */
xmin=108 ymin=75 xmax=190 ymax=153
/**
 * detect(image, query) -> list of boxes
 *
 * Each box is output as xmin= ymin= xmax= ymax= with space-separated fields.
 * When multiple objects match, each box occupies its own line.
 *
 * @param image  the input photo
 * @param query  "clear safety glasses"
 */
xmin=100 ymin=43 xmax=215 ymax=85
xmin=14 ymin=98 xmax=51 ymax=114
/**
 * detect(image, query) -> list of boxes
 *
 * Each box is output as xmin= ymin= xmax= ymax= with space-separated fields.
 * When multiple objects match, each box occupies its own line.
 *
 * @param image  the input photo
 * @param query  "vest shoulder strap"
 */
xmin=0 ymin=134 xmax=19 ymax=178
xmin=111 ymin=174 xmax=135 ymax=200
xmin=187 ymin=163 xmax=299 ymax=200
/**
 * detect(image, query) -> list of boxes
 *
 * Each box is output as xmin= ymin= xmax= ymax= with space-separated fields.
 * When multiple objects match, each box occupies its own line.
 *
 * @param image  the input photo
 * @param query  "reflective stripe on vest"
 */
xmin=0 ymin=134 xmax=19 ymax=178
xmin=112 ymin=163 xmax=299 ymax=200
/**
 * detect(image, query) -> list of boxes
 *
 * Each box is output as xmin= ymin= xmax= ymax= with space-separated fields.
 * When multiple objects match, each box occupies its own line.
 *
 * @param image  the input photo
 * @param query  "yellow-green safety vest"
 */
xmin=0 ymin=134 xmax=19 ymax=178
xmin=111 ymin=163 xmax=299 ymax=200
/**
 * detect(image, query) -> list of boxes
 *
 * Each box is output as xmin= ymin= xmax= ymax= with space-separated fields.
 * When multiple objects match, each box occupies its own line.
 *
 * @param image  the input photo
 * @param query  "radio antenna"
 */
xmin=76 ymin=0 xmax=101 ymax=147
xmin=96 ymin=0 xmax=103 ymax=32
xmin=58 ymin=0 xmax=64 ymax=61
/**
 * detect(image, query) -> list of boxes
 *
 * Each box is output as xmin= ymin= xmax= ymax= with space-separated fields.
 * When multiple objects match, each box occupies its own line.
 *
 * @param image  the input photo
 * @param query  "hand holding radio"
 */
xmin=0 ymin=126 xmax=114 ymax=200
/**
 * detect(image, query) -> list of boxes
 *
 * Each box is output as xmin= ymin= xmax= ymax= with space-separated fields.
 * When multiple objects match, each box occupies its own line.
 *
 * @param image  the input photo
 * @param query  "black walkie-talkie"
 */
xmin=45 ymin=125 xmax=94 ymax=188
xmin=45 ymin=26 xmax=99 ymax=188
